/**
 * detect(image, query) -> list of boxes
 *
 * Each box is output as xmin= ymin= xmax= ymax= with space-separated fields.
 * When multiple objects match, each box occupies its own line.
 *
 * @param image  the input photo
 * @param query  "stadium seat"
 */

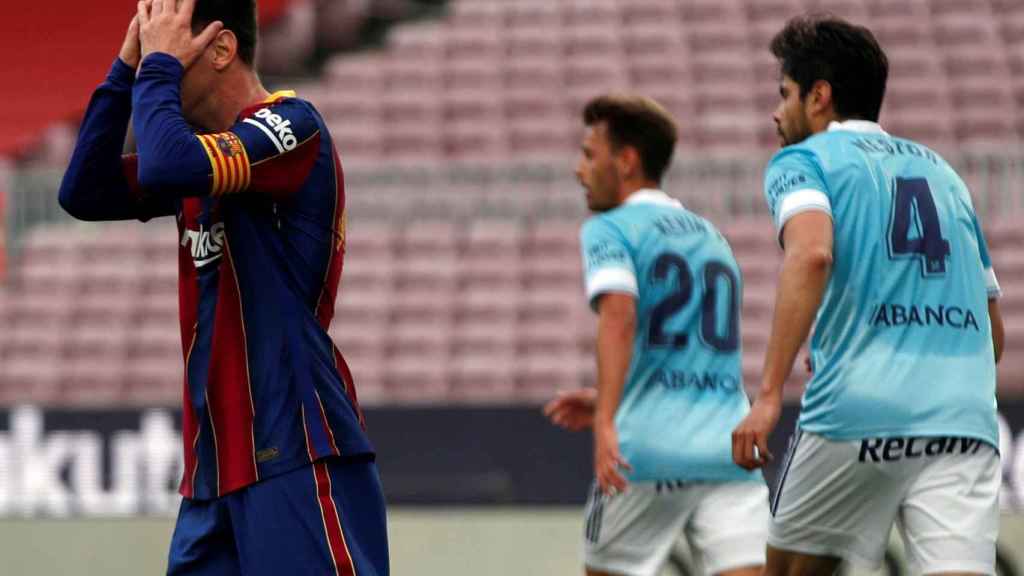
xmin=504 ymin=0 xmax=562 ymax=30
xmin=383 ymin=353 xmax=451 ymax=403
xmin=444 ymin=28 xmax=503 ymax=61
xmin=619 ymin=0 xmax=680 ymax=26
xmin=515 ymin=353 xmax=588 ymax=402
xmin=678 ymin=0 xmax=745 ymax=25
xmin=258 ymin=0 xmax=315 ymax=76
xmin=803 ymin=0 xmax=868 ymax=20
xmin=448 ymin=352 xmax=517 ymax=402
xmin=452 ymin=315 xmax=518 ymax=354
xmin=686 ymin=21 xmax=750 ymax=54
xmin=0 ymin=357 xmax=61 ymax=405
xmin=446 ymin=0 xmax=502 ymax=29
xmin=561 ymin=0 xmax=619 ymax=28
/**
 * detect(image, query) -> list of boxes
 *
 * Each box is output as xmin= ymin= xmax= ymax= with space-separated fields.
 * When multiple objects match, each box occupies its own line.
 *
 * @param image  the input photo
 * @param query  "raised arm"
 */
xmin=58 ymin=15 xmax=175 ymax=222
xmin=131 ymin=54 xmax=321 ymax=200
xmin=132 ymin=0 xmax=319 ymax=201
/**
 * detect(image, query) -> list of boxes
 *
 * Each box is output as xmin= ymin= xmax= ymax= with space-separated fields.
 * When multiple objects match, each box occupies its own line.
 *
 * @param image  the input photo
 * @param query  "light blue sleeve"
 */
xmin=971 ymin=212 xmax=1002 ymax=299
xmin=764 ymin=146 xmax=832 ymax=243
xmin=580 ymin=216 xmax=637 ymax=311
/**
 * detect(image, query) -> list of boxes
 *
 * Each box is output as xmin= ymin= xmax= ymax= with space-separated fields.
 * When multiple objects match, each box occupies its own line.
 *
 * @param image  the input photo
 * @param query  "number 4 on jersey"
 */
xmin=888 ymin=177 xmax=950 ymax=277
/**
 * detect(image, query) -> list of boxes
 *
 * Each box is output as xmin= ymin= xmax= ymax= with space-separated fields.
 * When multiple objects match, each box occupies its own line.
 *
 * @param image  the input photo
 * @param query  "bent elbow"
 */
xmin=788 ymin=247 xmax=833 ymax=275
xmin=58 ymin=179 xmax=93 ymax=221
xmin=135 ymin=160 xmax=164 ymax=192
xmin=806 ymin=248 xmax=833 ymax=270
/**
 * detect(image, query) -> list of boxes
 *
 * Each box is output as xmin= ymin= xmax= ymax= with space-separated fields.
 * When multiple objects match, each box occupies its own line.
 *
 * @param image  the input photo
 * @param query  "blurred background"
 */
xmin=0 ymin=0 xmax=1023 ymax=574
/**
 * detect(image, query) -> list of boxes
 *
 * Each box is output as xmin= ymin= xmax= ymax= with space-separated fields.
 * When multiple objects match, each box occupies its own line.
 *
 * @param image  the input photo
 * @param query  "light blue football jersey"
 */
xmin=764 ymin=121 xmax=1001 ymax=447
xmin=580 ymin=189 xmax=759 ymax=483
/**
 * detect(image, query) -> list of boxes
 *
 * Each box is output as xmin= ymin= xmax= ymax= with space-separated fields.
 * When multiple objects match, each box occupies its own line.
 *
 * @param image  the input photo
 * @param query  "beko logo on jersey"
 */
xmin=180 ymin=222 xmax=225 ymax=269
xmin=243 ymin=107 xmax=298 ymax=153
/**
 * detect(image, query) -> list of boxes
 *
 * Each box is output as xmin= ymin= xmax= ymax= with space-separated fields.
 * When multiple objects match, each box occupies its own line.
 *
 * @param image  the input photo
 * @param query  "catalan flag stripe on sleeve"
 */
xmin=197 ymin=132 xmax=252 ymax=196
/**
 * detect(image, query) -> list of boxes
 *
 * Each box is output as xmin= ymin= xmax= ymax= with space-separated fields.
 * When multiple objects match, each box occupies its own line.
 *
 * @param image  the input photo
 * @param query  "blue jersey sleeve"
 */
xmin=971 ymin=212 xmax=1001 ymax=299
xmin=132 ymin=53 xmax=321 ymax=199
xmin=580 ymin=216 xmax=637 ymax=311
xmin=764 ymin=146 xmax=832 ymax=244
xmin=58 ymin=58 xmax=176 ymax=222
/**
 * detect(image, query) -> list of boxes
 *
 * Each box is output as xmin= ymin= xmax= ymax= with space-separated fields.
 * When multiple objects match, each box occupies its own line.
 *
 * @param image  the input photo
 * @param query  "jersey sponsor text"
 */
xmin=858 ymin=436 xmax=986 ymax=463
xmin=868 ymin=303 xmax=980 ymax=332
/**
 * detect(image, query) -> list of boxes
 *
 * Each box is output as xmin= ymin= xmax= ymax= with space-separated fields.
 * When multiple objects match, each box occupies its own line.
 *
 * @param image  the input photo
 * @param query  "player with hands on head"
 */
xmin=59 ymin=1 xmax=388 ymax=574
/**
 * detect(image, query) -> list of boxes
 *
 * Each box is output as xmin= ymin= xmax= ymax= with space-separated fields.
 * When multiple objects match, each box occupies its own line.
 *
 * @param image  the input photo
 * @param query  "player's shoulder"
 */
xmin=236 ymin=93 xmax=325 ymax=152
xmin=580 ymin=210 xmax=625 ymax=239
xmin=767 ymin=129 xmax=894 ymax=183
xmin=244 ymin=93 xmax=322 ymax=126
xmin=767 ymin=137 xmax=826 ymax=174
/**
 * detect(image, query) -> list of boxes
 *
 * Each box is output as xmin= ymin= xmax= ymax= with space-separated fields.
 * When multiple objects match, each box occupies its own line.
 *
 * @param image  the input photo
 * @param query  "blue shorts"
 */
xmin=167 ymin=456 xmax=388 ymax=575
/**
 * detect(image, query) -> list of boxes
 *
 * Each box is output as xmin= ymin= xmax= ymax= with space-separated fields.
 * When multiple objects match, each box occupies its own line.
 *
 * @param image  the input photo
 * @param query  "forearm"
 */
xmin=132 ymin=53 xmax=211 ymax=195
xmin=59 ymin=59 xmax=141 ymax=221
xmin=759 ymin=249 xmax=832 ymax=400
xmin=989 ymin=299 xmax=1004 ymax=364
xmin=594 ymin=309 xmax=635 ymax=427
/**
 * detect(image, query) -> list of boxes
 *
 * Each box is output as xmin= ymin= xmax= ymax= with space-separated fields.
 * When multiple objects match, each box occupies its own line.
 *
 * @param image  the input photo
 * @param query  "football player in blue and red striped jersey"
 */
xmin=59 ymin=1 xmax=387 ymax=574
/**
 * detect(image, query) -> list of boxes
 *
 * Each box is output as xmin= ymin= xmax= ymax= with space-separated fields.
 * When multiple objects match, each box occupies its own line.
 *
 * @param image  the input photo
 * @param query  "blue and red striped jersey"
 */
xmin=59 ymin=54 xmax=373 ymax=500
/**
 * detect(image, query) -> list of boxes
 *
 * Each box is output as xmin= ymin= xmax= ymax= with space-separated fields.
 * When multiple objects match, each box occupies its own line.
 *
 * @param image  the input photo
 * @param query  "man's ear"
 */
xmin=210 ymin=29 xmax=238 ymax=71
xmin=808 ymin=79 xmax=834 ymax=118
xmin=617 ymin=145 xmax=643 ymax=181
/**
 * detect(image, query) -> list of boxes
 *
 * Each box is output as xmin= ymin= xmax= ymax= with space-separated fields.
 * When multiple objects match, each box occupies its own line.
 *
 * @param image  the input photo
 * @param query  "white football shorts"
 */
xmin=583 ymin=480 xmax=769 ymax=576
xmin=769 ymin=430 xmax=1000 ymax=575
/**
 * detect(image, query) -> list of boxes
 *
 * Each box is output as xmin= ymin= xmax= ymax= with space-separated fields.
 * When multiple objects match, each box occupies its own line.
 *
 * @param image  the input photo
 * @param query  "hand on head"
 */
xmin=137 ymin=0 xmax=223 ymax=68
xmin=118 ymin=0 xmax=151 ymax=70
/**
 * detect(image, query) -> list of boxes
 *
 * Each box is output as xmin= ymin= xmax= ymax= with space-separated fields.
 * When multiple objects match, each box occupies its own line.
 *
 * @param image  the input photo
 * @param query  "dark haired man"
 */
xmin=545 ymin=94 xmax=768 ymax=576
xmin=59 ymin=1 xmax=388 ymax=574
xmin=732 ymin=15 xmax=1004 ymax=576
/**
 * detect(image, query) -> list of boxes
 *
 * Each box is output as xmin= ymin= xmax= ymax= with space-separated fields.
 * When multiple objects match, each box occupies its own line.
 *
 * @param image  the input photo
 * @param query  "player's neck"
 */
xmin=810 ymin=111 xmax=842 ymax=135
xmin=619 ymin=179 xmax=661 ymax=203
xmin=198 ymin=69 xmax=271 ymax=133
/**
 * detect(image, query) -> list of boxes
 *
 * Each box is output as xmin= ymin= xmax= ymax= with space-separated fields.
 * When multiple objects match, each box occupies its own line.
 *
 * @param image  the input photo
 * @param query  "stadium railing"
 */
xmin=6 ymin=149 xmax=1024 ymax=256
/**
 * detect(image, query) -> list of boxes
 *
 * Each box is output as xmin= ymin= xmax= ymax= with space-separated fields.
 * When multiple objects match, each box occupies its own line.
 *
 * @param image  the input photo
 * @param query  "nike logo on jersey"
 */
xmin=243 ymin=107 xmax=298 ymax=153
xmin=858 ymin=436 xmax=986 ymax=463
xmin=180 ymin=222 xmax=226 ymax=269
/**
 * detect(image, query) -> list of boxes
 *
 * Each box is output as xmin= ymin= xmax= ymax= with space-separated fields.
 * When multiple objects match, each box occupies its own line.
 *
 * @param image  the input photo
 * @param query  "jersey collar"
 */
xmin=263 ymin=90 xmax=296 ymax=103
xmin=239 ymin=90 xmax=298 ymax=120
xmin=623 ymin=188 xmax=683 ymax=208
xmin=827 ymin=119 xmax=888 ymax=135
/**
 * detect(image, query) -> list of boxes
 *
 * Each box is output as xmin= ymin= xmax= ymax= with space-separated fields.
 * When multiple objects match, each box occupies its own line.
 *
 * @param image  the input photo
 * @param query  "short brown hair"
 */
xmin=582 ymin=94 xmax=679 ymax=184
xmin=771 ymin=14 xmax=888 ymax=122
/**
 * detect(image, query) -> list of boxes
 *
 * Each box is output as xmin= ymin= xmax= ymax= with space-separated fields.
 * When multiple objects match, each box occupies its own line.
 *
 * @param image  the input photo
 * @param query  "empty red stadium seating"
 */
xmin=4 ymin=211 xmax=1018 ymax=407
xmin=5 ymin=0 xmax=1024 ymax=409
